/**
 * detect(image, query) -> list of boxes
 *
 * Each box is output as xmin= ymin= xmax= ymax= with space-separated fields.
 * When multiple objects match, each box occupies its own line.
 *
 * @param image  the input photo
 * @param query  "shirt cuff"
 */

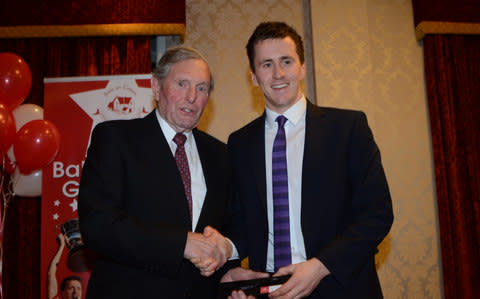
xmin=226 ymin=237 xmax=239 ymax=260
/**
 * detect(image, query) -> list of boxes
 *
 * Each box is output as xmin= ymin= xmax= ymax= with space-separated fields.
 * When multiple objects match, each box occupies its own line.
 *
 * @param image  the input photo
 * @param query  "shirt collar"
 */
xmin=265 ymin=95 xmax=307 ymax=128
xmin=155 ymin=109 xmax=193 ymax=143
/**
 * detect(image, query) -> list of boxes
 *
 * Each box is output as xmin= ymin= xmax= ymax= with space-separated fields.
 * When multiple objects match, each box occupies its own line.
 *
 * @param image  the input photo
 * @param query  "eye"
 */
xmin=176 ymin=80 xmax=191 ymax=88
xmin=263 ymin=62 xmax=272 ymax=68
xmin=197 ymin=84 xmax=209 ymax=94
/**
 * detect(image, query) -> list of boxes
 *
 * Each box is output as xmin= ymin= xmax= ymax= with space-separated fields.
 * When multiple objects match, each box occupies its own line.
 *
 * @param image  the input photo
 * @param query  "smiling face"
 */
xmin=152 ymin=58 xmax=211 ymax=132
xmin=251 ymin=37 xmax=306 ymax=114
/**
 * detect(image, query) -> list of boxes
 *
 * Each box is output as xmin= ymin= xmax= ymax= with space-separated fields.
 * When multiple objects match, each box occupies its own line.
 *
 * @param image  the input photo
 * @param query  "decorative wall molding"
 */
xmin=416 ymin=21 xmax=480 ymax=40
xmin=0 ymin=23 xmax=185 ymax=38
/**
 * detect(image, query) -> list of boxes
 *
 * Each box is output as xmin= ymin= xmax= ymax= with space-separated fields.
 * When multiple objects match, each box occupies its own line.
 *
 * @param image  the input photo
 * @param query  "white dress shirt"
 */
xmin=265 ymin=96 xmax=307 ymax=272
xmin=155 ymin=109 xmax=207 ymax=231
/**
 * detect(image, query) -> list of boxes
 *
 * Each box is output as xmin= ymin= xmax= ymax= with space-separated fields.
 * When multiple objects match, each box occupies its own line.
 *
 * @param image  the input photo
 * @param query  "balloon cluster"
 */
xmin=0 ymin=52 xmax=61 ymax=197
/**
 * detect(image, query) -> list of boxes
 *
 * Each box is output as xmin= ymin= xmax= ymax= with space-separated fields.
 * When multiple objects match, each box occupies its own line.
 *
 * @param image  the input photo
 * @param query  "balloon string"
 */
xmin=0 ymin=156 xmax=14 ymax=299
xmin=1 ymin=156 xmax=5 ymax=299
xmin=1 ymin=155 xmax=13 ymax=233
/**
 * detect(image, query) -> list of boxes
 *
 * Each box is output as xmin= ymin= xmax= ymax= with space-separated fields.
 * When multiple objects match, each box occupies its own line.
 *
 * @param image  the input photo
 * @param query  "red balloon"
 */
xmin=13 ymin=119 xmax=61 ymax=174
xmin=0 ymin=102 xmax=16 ymax=156
xmin=0 ymin=52 xmax=32 ymax=110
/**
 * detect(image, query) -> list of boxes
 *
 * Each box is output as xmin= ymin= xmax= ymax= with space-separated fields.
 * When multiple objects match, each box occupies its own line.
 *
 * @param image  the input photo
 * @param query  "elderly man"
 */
xmin=79 ymin=46 xmax=233 ymax=298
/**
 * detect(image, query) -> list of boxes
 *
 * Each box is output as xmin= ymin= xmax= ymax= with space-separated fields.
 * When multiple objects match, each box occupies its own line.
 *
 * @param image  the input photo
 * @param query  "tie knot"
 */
xmin=276 ymin=115 xmax=287 ymax=128
xmin=173 ymin=133 xmax=187 ymax=146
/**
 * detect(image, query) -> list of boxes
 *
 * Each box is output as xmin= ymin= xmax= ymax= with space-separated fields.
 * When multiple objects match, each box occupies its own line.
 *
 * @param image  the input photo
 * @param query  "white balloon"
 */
xmin=12 ymin=103 xmax=44 ymax=129
xmin=7 ymin=103 xmax=44 ymax=163
xmin=12 ymin=168 xmax=42 ymax=197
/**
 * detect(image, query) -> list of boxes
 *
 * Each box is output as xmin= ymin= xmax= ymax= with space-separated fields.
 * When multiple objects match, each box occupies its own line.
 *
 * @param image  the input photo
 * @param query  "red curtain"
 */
xmin=423 ymin=34 xmax=480 ymax=299
xmin=0 ymin=36 xmax=151 ymax=299
xmin=0 ymin=0 xmax=185 ymax=26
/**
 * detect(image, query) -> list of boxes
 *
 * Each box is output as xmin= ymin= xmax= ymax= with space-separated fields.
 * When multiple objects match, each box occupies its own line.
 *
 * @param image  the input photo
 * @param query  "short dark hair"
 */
xmin=152 ymin=46 xmax=214 ymax=93
xmin=60 ymin=275 xmax=82 ymax=291
xmin=246 ymin=22 xmax=305 ymax=71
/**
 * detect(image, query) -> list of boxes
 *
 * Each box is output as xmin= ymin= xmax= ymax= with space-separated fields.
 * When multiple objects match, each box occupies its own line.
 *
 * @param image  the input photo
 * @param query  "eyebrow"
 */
xmin=176 ymin=78 xmax=209 ymax=85
xmin=258 ymin=55 xmax=293 ymax=64
xmin=279 ymin=55 xmax=293 ymax=60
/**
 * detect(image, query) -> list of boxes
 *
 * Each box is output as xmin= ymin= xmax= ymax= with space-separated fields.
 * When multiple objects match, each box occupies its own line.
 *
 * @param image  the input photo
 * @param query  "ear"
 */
xmin=251 ymin=71 xmax=259 ymax=86
xmin=300 ymin=63 xmax=306 ymax=81
xmin=151 ymin=77 xmax=159 ymax=94
xmin=151 ymin=77 xmax=162 ymax=104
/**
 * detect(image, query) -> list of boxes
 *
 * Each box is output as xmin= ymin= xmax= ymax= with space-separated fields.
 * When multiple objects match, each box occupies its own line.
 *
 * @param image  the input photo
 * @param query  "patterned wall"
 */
xmin=310 ymin=1 xmax=442 ymax=298
xmin=184 ymin=0 xmax=442 ymax=298
xmin=183 ymin=0 xmax=305 ymax=141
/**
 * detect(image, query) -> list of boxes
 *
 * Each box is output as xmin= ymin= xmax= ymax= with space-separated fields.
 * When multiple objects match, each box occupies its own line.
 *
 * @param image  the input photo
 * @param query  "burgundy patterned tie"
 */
xmin=272 ymin=115 xmax=291 ymax=271
xmin=173 ymin=133 xmax=192 ymax=219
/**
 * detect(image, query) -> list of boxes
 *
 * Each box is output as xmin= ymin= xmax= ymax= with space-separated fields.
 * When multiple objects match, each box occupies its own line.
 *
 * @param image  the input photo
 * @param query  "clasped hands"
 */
xmin=184 ymin=225 xmax=232 ymax=277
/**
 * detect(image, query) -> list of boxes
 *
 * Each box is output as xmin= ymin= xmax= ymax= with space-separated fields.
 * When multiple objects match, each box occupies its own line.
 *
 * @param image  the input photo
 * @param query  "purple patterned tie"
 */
xmin=273 ymin=115 xmax=291 ymax=271
xmin=173 ymin=133 xmax=192 ymax=220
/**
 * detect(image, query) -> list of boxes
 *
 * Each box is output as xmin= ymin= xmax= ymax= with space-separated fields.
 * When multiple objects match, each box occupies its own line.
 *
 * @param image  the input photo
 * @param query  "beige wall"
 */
xmin=310 ymin=1 xmax=442 ymax=298
xmin=183 ymin=0 xmax=305 ymax=140
xmin=184 ymin=0 xmax=442 ymax=298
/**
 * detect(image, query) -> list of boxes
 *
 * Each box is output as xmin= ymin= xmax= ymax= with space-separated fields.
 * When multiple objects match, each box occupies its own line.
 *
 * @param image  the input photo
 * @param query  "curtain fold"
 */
xmin=0 ymin=35 xmax=151 ymax=299
xmin=423 ymin=34 xmax=480 ymax=299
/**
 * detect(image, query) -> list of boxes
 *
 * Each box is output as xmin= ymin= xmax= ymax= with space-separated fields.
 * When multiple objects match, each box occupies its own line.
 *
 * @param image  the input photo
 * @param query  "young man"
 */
xmin=222 ymin=22 xmax=393 ymax=299
xmin=47 ymin=233 xmax=83 ymax=299
xmin=79 ymin=46 xmax=234 ymax=298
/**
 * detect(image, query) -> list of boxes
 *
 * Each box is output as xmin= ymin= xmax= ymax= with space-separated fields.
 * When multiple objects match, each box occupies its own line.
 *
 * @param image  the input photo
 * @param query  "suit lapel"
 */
xmin=303 ymin=102 xmax=327 ymax=172
xmin=193 ymin=130 xmax=210 ymax=231
xmin=250 ymin=114 xmax=268 ymax=212
xmin=141 ymin=111 xmax=192 ymax=227
xmin=301 ymin=102 xmax=330 ymax=228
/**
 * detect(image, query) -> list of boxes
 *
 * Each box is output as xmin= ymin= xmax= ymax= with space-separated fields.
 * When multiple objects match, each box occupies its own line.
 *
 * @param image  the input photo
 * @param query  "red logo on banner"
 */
xmin=41 ymin=75 xmax=153 ymax=299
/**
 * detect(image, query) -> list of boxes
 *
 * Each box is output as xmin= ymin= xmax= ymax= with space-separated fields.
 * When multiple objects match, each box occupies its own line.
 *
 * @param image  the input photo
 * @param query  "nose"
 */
xmin=273 ymin=64 xmax=285 ymax=79
xmin=187 ymin=86 xmax=197 ymax=103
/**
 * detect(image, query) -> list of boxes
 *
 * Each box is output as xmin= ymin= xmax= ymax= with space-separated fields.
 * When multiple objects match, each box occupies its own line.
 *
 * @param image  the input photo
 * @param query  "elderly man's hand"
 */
xmin=220 ymin=267 xmax=270 ymax=299
xmin=185 ymin=226 xmax=232 ymax=276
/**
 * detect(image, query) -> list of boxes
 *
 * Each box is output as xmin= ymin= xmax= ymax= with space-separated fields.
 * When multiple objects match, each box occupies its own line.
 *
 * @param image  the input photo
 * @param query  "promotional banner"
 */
xmin=42 ymin=75 xmax=154 ymax=299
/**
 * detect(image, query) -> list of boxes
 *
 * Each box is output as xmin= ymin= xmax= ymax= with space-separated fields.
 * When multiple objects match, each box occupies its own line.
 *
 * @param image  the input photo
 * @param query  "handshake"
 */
xmin=184 ymin=226 xmax=232 ymax=277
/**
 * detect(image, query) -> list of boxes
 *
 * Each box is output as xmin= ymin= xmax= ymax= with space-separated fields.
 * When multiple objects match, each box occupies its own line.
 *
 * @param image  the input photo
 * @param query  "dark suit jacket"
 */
xmin=226 ymin=102 xmax=393 ymax=299
xmin=79 ymin=111 xmax=232 ymax=299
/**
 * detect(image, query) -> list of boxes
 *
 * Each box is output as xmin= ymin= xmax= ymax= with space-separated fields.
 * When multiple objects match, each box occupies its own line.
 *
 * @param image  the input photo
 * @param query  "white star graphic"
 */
xmin=69 ymin=199 xmax=78 ymax=212
xmin=70 ymin=75 xmax=155 ymax=152
xmin=54 ymin=200 xmax=60 ymax=207
xmin=53 ymin=214 xmax=59 ymax=220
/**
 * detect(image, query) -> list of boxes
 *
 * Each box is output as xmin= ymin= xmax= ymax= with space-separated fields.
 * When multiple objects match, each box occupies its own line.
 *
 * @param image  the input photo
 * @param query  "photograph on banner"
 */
xmin=42 ymin=75 xmax=154 ymax=299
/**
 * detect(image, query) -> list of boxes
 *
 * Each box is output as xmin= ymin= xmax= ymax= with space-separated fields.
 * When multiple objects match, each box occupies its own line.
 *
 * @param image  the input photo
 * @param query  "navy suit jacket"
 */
xmin=79 ymin=111 xmax=232 ymax=298
xmin=227 ymin=102 xmax=393 ymax=298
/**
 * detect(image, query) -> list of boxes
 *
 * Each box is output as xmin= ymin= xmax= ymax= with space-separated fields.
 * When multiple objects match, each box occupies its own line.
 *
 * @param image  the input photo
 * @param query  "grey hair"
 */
xmin=152 ymin=46 xmax=214 ymax=93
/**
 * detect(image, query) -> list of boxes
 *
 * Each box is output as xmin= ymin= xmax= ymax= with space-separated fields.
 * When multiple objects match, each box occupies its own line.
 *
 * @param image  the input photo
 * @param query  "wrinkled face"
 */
xmin=61 ymin=280 xmax=82 ymax=299
xmin=251 ymin=37 xmax=306 ymax=114
xmin=152 ymin=58 xmax=211 ymax=132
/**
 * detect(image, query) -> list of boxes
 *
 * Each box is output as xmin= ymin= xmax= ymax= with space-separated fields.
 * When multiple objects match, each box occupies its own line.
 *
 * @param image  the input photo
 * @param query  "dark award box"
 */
xmin=218 ymin=275 xmax=291 ymax=299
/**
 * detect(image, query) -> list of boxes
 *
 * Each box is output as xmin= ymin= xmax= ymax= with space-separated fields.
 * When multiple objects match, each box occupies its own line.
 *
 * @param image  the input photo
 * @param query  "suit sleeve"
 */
xmin=78 ymin=123 xmax=188 ymax=277
xmin=224 ymin=134 xmax=250 ymax=259
xmin=315 ymin=112 xmax=393 ymax=286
